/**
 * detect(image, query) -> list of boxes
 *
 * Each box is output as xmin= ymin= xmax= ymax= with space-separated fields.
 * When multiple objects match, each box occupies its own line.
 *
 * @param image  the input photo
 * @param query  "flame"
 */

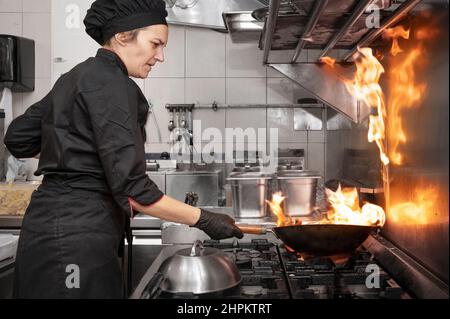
xmin=383 ymin=26 xmax=410 ymax=56
xmin=320 ymin=56 xmax=336 ymax=67
xmin=389 ymin=186 xmax=438 ymax=225
xmin=343 ymin=25 xmax=432 ymax=167
xmin=266 ymin=192 xmax=301 ymax=227
xmin=386 ymin=25 xmax=431 ymax=166
xmin=324 ymin=184 xmax=386 ymax=226
xmin=344 ymin=47 xmax=389 ymax=166
xmin=267 ymin=186 xmax=385 ymax=227
xmin=334 ymin=21 xmax=441 ymax=228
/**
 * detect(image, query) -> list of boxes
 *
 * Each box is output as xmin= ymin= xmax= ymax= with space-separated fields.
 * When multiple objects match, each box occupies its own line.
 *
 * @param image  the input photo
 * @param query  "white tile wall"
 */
xmin=23 ymin=13 xmax=51 ymax=78
xmin=20 ymin=78 xmax=51 ymax=111
xmin=2 ymin=3 xmax=52 ymax=125
xmin=0 ymin=0 xmax=22 ymax=12
xmin=0 ymin=13 xmax=22 ymax=36
xmin=226 ymin=78 xmax=266 ymax=104
xmin=225 ymin=107 xmax=266 ymax=143
xmin=185 ymin=27 xmax=225 ymax=78
xmin=185 ymin=78 xmax=225 ymax=105
xmin=145 ymin=78 xmax=185 ymax=105
xmin=23 ymin=0 xmax=50 ymax=13
xmin=226 ymin=35 xmax=266 ymax=78
xmin=144 ymin=78 xmax=185 ymax=144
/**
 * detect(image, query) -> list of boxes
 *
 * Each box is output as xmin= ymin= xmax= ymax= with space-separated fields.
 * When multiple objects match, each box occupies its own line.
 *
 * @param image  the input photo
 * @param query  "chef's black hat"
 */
xmin=84 ymin=0 xmax=168 ymax=45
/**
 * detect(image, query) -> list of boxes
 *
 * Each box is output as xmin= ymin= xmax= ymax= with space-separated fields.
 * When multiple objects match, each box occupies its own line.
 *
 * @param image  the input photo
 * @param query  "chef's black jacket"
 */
xmin=5 ymin=48 xmax=164 ymax=214
xmin=4 ymin=48 xmax=163 ymax=298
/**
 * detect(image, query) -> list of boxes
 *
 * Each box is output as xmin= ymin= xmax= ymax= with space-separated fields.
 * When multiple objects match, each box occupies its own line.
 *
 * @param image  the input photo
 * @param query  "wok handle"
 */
xmin=237 ymin=225 xmax=267 ymax=235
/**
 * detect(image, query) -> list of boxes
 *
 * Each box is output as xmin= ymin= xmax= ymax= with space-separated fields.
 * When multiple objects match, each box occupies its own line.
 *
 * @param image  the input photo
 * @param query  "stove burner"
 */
xmin=241 ymin=286 xmax=267 ymax=296
xmin=138 ymin=239 xmax=409 ymax=299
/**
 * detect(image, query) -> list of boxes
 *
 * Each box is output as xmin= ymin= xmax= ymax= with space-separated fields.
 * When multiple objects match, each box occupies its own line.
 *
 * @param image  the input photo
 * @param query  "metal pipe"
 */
xmin=262 ymin=0 xmax=281 ymax=64
xmin=291 ymin=0 xmax=329 ymax=63
xmin=318 ymin=0 xmax=374 ymax=60
xmin=342 ymin=0 xmax=423 ymax=62
xmin=192 ymin=103 xmax=325 ymax=109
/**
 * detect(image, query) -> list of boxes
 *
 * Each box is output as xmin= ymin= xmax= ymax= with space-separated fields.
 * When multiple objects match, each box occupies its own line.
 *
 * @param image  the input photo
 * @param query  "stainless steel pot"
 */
xmin=157 ymin=241 xmax=241 ymax=294
xmin=276 ymin=170 xmax=321 ymax=217
xmin=227 ymin=172 xmax=273 ymax=218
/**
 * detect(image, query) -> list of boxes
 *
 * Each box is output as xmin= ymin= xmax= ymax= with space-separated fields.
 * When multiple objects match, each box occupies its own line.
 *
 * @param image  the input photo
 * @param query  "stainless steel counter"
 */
xmin=0 ymin=216 xmax=23 ymax=228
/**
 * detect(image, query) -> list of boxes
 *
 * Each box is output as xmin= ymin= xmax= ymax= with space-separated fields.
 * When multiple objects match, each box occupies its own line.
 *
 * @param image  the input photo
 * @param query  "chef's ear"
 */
xmin=114 ymin=32 xmax=129 ymax=47
xmin=114 ymin=30 xmax=140 ymax=47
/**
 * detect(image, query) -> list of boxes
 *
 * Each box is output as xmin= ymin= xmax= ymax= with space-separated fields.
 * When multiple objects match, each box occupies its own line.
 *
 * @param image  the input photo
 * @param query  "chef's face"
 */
xmin=119 ymin=24 xmax=168 ymax=78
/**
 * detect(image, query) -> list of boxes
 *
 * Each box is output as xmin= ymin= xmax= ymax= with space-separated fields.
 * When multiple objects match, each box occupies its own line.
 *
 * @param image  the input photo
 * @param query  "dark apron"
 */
xmin=13 ymin=175 xmax=127 ymax=299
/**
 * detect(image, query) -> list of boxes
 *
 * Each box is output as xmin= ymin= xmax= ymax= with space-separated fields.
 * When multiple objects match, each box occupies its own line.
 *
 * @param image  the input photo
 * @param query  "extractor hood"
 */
xmin=164 ymin=0 xmax=265 ymax=30
xmin=261 ymin=0 xmax=424 ymax=123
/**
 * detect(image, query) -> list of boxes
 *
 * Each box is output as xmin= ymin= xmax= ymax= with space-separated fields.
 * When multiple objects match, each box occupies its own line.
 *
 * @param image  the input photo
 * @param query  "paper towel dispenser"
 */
xmin=0 ymin=35 xmax=35 ymax=92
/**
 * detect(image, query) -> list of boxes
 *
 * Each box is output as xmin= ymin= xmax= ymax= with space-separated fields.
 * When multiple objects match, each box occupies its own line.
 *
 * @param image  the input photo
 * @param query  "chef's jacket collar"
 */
xmin=96 ymin=48 xmax=129 ymax=75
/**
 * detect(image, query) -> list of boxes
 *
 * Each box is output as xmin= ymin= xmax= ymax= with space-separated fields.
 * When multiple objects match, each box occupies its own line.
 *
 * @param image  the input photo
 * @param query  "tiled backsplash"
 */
xmin=1 ymin=1 xmax=325 ymax=178
xmin=0 ymin=0 xmax=51 ymax=118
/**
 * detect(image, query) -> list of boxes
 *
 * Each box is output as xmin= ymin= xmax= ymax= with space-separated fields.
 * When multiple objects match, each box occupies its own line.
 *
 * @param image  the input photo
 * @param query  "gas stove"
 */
xmin=132 ymin=239 xmax=411 ymax=299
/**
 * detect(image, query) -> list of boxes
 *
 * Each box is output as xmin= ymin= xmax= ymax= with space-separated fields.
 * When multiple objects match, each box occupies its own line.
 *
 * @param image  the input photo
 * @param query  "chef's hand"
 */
xmin=192 ymin=209 xmax=244 ymax=240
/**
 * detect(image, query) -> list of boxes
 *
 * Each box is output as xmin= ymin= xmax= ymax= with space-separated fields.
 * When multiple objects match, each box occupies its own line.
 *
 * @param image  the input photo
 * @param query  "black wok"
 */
xmin=238 ymin=224 xmax=378 ymax=256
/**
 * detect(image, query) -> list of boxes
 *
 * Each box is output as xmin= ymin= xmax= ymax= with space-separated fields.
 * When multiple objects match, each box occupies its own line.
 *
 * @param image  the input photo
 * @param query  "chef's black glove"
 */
xmin=192 ymin=209 xmax=244 ymax=240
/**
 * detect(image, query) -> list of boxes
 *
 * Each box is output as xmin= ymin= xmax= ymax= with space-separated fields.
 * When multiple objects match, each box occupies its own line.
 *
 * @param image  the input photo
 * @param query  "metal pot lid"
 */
xmin=158 ymin=241 xmax=242 ymax=294
xmin=176 ymin=243 xmax=221 ymax=257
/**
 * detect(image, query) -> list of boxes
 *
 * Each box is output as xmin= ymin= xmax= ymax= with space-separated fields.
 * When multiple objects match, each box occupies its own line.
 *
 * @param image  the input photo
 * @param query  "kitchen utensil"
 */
xmin=157 ymin=240 xmax=241 ymax=294
xmin=238 ymin=223 xmax=377 ymax=256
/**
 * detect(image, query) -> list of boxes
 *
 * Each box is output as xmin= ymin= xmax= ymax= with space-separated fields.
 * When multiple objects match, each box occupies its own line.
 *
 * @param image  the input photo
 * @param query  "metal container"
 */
xmin=165 ymin=170 xmax=221 ymax=206
xmin=157 ymin=240 xmax=241 ymax=294
xmin=276 ymin=170 xmax=321 ymax=217
xmin=227 ymin=172 xmax=273 ymax=218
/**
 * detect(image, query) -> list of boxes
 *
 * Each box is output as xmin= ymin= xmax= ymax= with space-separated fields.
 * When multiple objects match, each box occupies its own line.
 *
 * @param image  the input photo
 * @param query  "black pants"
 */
xmin=13 ymin=179 xmax=126 ymax=299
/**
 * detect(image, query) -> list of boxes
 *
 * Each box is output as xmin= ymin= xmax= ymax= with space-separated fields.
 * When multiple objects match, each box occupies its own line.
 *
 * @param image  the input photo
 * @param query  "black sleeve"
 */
xmin=80 ymin=81 xmax=163 ymax=215
xmin=4 ymin=92 xmax=50 ymax=158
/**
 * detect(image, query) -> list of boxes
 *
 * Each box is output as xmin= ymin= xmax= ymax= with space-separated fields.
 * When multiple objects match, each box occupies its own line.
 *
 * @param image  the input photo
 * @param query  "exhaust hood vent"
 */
xmin=260 ymin=0 xmax=423 ymax=122
xmin=164 ymin=0 xmax=265 ymax=30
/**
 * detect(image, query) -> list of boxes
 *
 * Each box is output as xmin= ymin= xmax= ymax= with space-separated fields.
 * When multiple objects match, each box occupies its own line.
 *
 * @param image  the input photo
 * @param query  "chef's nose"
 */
xmin=155 ymin=47 xmax=164 ymax=63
